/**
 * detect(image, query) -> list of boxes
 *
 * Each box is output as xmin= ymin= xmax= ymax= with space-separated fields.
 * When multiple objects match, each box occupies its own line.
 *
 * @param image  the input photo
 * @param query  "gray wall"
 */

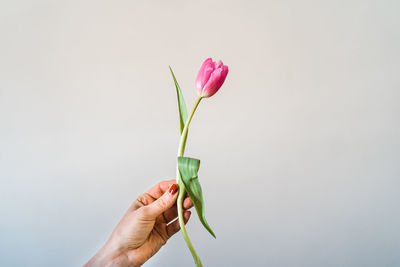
xmin=1 ymin=0 xmax=399 ymax=266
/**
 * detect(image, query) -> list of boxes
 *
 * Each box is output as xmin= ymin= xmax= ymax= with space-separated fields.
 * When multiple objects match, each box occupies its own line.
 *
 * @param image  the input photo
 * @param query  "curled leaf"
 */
xmin=178 ymin=156 xmax=216 ymax=238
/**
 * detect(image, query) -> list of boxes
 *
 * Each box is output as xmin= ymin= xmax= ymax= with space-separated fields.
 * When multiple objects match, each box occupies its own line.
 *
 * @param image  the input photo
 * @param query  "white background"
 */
xmin=1 ymin=0 xmax=399 ymax=266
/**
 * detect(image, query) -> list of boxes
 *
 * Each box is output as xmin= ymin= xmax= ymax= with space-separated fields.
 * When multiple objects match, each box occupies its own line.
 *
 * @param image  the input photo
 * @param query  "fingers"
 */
xmin=166 ymin=211 xmax=191 ymax=238
xmin=163 ymin=196 xmax=194 ymax=223
xmin=163 ymin=204 xmax=178 ymax=222
xmin=139 ymin=184 xmax=179 ymax=220
xmin=149 ymin=181 xmax=194 ymax=209
xmin=183 ymin=196 xmax=193 ymax=210
xmin=131 ymin=180 xmax=176 ymax=212
xmin=147 ymin=180 xmax=176 ymax=199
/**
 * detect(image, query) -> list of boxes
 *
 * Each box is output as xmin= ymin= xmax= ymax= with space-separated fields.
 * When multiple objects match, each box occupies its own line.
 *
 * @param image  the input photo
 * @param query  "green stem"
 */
xmin=176 ymin=96 xmax=203 ymax=267
xmin=177 ymin=96 xmax=203 ymax=158
xmin=177 ymin=183 xmax=202 ymax=266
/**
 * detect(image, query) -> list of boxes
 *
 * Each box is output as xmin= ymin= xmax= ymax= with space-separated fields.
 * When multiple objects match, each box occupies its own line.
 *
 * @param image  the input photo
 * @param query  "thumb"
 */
xmin=140 ymin=183 xmax=179 ymax=220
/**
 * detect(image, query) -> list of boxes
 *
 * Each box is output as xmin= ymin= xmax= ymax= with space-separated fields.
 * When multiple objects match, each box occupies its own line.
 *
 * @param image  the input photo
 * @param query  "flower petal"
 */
xmin=195 ymin=58 xmax=214 ymax=92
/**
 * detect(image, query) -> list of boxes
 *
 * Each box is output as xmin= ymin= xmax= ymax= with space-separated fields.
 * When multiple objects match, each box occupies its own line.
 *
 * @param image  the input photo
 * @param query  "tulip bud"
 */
xmin=195 ymin=58 xmax=229 ymax=98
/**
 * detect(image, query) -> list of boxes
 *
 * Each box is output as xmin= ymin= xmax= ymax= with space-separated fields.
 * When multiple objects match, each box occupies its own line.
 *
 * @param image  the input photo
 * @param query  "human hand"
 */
xmin=85 ymin=180 xmax=193 ymax=267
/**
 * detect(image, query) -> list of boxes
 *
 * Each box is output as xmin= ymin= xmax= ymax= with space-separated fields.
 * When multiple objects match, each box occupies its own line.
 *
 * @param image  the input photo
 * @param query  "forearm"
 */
xmin=84 ymin=244 xmax=135 ymax=267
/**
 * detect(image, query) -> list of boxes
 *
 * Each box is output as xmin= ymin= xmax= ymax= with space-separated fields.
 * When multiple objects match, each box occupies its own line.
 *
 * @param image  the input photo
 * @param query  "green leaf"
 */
xmin=178 ymin=156 xmax=216 ymax=238
xmin=169 ymin=66 xmax=188 ymax=134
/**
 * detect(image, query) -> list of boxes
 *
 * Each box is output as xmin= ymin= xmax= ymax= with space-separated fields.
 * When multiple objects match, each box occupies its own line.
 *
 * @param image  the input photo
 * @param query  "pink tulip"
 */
xmin=195 ymin=58 xmax=229 ymax=98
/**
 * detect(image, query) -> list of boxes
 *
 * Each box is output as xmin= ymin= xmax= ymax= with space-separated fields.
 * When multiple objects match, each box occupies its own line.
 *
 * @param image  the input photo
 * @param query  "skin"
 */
xmin=84 ymin=180 xmax=193 ymax=267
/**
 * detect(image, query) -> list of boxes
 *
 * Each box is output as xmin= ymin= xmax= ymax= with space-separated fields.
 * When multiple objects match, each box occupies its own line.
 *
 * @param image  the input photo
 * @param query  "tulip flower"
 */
xmin=169 ymin=58 xmax=228 ymax=267
xmin=195 ymin=58 xmax=229 ymax=98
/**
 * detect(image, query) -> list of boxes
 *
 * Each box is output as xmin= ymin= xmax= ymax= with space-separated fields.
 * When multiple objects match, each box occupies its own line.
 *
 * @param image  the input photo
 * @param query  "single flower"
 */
xmin=170 ymin=58 xmax=229 ymax=266
xmin=195 ymin=58 xmax=229 ymax=98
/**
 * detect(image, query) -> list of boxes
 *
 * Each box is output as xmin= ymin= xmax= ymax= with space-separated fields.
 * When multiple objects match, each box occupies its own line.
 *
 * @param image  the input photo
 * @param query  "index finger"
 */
xmin=146 ymin=179 xmax=176 ymax=199
xmin=129 ymin=180 xmax=176 ymax=212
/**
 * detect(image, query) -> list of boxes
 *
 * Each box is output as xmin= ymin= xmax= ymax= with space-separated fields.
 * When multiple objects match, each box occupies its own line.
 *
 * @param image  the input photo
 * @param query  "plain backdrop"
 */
xmin=1 ymin=0 xmax=399 ymax=266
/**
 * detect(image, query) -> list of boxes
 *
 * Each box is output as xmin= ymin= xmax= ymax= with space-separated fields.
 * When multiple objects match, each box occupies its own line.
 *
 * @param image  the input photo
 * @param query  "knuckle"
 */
xmin=136 ymin=193 xmax=152 ymax=206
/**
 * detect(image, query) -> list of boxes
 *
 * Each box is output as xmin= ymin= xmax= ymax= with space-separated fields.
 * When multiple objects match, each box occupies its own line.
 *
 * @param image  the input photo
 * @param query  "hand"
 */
xmin=85 ymin=180 xmax=193 ymax=267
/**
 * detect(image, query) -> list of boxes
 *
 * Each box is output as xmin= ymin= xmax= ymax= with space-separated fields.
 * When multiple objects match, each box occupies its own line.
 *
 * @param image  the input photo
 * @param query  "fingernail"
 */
xmin=168 ymin=184 xmax=179 ymax=196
